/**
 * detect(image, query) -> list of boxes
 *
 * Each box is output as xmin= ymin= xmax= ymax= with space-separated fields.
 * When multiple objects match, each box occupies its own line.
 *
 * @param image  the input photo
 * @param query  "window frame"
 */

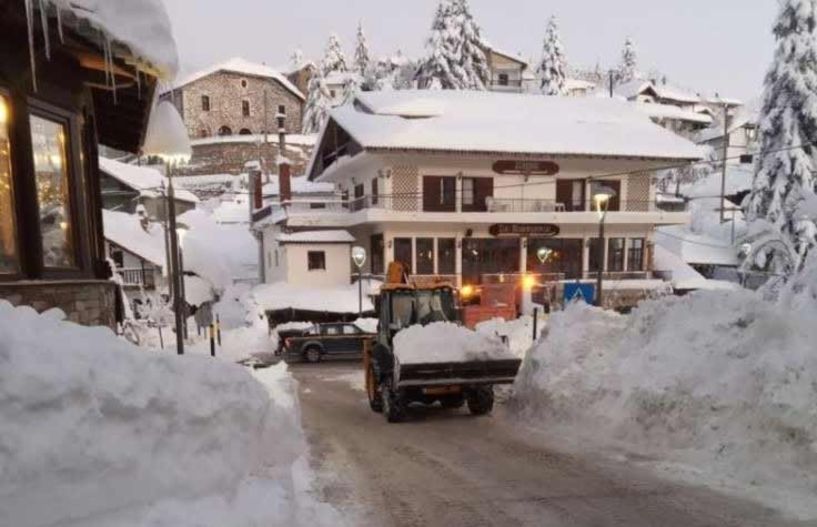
xmin=0 ymin=88 xmax=21 ymax=277
xmin=242 ymin=100 xmax=251 ymax=117
xmin=27 ymin=99 xmax=85 ymax=275
xmin=277 ymin=104 xmax=286 ymax=115
xmin=307 ymin=250 xmax=326 ymax=271
xmin=607 ymin=237 xmax=626 ymax=273
xmin=201 ymin=95 xmax=210 ymax=112
xmin=627 ymin=238 xmax=645 ymax=272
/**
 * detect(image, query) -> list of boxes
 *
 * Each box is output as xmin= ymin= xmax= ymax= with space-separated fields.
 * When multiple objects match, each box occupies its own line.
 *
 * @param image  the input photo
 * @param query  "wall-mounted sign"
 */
xmin=489 ymin=224 xmax=560 ymax=237
xmin=492 ymin=160 xmax=560 ymax=176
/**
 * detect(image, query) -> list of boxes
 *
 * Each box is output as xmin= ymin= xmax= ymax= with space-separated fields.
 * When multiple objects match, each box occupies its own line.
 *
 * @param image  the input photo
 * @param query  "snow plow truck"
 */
xmin=364 ymin=263 xmax=522 ymax=423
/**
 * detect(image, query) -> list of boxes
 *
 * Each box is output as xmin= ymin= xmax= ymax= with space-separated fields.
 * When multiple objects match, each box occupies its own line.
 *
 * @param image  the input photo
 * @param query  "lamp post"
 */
xmin=177 ymin=225 xmax=189 ymax=339
xmin=352 ymin=246 xmax=367 ymax=316
xmin=592 ymin=186 xmax=616 ymax=308
xmin=142 ymin=101 xmax=192 ymax=354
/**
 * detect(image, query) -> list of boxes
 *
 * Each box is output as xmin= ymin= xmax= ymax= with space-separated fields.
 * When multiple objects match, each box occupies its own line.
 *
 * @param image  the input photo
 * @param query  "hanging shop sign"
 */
xmin=492 ymin=160 xmax=560 ymax=176
xmin=489 ymin=223 xmax=561 ymax=237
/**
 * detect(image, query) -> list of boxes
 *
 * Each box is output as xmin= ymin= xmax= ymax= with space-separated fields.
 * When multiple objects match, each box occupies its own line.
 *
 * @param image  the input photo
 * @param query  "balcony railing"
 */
xmin=343 ymin=196 xmax=658 ymax=214
xmin=119 ymin=267 xmax=155 ymax=288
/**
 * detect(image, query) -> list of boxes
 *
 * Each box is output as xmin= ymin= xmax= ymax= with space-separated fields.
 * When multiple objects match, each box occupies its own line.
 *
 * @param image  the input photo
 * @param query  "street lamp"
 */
xmin=143 ymin=101 xmax=192 ymax=355
xmin=176 ymin=225 xmax=189 ymax=339
xmin=352 ymin=246 xmax=366 ymax=316
xmin=536 ymin=246 xmax=552 ymax=265
xmin=592 ymin=185 xmax=616 ymax=308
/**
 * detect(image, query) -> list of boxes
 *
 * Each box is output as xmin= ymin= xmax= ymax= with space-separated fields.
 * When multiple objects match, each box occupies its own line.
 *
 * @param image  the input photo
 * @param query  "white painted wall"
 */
xmin=283 ymin=243 xmax=351 ymax=288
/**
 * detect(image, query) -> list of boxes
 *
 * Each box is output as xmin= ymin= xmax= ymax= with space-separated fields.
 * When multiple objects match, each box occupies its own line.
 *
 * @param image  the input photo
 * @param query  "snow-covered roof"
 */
xmin=262 ymin=175 xmax=335 ymax=196
xmin=656 ymin=225 xmax=739 ymax=266
xmin=564 ymin=78 xmax=597 ymax=91
xmin=40 ymin=0 xmax=178 ymax=79
xmin=102 ymin=209 xmax=166 ymax=268
xmin=653 ymin=244 xmax=740 ymax=291
xmin=99 ymin=157 xmax=199 ymax=203
xmin=697 ymin=103 xmax=760 ymax=143
xmin=276 ymin=230 xmax=354 ymax=243
xmin=651 ymin=83 xmax=701 ymax=104
xmin=614 ymin=79 xmax=655 ymax=100
xmin=681 ymin=164 xmax=755 ymax=198
xmin=635 ymin=103 xmax=713 ymax=125
xmin=322 ymin=90 xmax=703 ymax=164
xmin=171 ymin=57 xmax=304 ymax=101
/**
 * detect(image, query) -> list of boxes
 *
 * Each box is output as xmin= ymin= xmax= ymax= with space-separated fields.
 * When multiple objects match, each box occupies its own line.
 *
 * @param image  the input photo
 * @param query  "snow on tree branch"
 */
xmin=538 ymin=16 xmax=567 ymax=96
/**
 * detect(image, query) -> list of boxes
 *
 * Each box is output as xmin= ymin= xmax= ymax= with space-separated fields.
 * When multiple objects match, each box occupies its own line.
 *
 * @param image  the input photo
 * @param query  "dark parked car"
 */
xmin=279 ymin=322 xmax=376 ymax=363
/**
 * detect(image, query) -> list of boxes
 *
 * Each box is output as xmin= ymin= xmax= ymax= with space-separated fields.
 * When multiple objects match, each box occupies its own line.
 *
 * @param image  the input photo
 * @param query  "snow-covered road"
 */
xmin=293 ymin=362 xmax=807 ymax=527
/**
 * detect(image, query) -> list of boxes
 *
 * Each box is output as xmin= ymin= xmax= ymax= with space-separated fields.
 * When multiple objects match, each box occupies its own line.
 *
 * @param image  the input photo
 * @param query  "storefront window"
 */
xmin=627 ymin=238 xmax=645 ymax=271
xmin=415 ymin=238 xmax=434 ymax=275
xmin=607 ymin=238 xmax=625 ymax=272
xmin=394 ymin=238 xmax=412 ymax=272
xmin=527 ymin=238 xmax=583 ymax=280
xmin=437 ymin=238 xmax=456 ymax=275
xmin=0 ymin=94 xmax=18 ymax=273
xmin=588 ymin=238 xmax=603 ymax=273
xmin=462 ymin=238 xmax=520 ymax=284
xmin=30 ymin=113 xmax=75 ymax=268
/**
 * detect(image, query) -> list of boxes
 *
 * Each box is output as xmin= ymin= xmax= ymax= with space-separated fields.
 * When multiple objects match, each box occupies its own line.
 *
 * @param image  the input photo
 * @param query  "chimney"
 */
xmin=278 ymin=158 xmax=292 ymax=206
xmin=252 ymin=169 xmax=263 ymax=210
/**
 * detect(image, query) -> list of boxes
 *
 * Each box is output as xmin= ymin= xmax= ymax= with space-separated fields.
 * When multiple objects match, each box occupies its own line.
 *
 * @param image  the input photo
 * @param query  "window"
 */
xmin=461 ymin=177 xmax=492 ymax=212
xmin=330 ymin=90 xmax=336 ymax=98
xmin=239 ymin=128 xmax=252 ymax=135
xmin=394 ymin=238 xmax=412 ymax=272
xmin=240 ymin=79 xmax=248 ymax=88
xmin=274 ymin=249 xmax=279 ymax=267
xmin=498 ymin=73 xmax=509 ymax=86
xmin=201 ymin=95 xmax=210 ymax=111
xmin=309 ymin=202 xmax=326 ymax=209
xmin=30 ymin=113 xmax=75 ymax=268
xmin=527 ymin=239 xmax=583 ymax=280
xmin=277 ymin=104 xmax=286 ymax=115
xmin=218 ymin=125 xmax=232 ymax=136
xmin=352 ymin=183 xmax=365 ymax=211
xmin=437 ymin=238 xmax=456 ymax=275
xmin=416 ymin=238 xmax=434 ymax=275
xmin=461 ymin=238 xmax=520 ymax=285
xmin=607 ymin=238 xmax=625 ymax=272
xmin=422 ymin=176 xmax=455 ymax=212
xmin=371 ymin=178 xmax=378 ymax=206
xmin=627 ymin=238 xmax=645 ymax=271
xmin=0 ymin=94 xmax=18 ymax=273
xmin=746 ymin=126 xmax=758 ymax=141
xmin=324 ymin=325 xmax=340 ymax=335
xmin=307 ymin=251 xmax=326 ymax=271
xmin=342 ymin=325 xmax=359 ymax=335
xmin=556 ymin=179 xmax=586 ymax=212
xmin=371 ymin=234 xmax=384 ymax=275
xmin=199 ymin=129 xmax=209 ymax=138
xmin=242 ymin=100 xmax=251 ymax=117
xmin=110 ymin=248 xmax=124 ymax=268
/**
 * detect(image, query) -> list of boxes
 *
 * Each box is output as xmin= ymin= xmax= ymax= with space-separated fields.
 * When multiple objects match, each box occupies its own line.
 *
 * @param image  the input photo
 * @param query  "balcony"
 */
xmin=346 ymin=195 xmax=656 ymax=214
xmin=118 ymin=267 xmax=156 ymax=289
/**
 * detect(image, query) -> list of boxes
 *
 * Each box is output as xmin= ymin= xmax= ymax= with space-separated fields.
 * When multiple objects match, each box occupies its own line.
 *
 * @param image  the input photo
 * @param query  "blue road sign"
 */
xmin=564 ymin=283 xmax=596 ymax=304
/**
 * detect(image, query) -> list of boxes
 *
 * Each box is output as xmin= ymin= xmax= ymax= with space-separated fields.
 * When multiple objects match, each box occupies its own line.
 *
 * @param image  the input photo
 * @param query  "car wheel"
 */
xmin=303 ymin=346 xmax=322 ymax=364
xmin=467 ymin=386 xmax=494 ymax=416
xmin=439 ymin=394 xmax=465 ymax=409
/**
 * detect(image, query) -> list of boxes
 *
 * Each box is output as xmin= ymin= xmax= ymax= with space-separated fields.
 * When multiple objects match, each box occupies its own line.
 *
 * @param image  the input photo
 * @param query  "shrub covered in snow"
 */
xmin=0 ymin=301 xmax=332 ymax=526
xmin=512 ymin=257 xmax=817 ymax=518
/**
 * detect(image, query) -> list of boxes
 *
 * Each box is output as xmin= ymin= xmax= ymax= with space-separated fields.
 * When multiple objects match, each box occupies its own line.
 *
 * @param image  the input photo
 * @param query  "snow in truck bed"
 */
xmin=393 ymin=322 xmax=515 ymax=365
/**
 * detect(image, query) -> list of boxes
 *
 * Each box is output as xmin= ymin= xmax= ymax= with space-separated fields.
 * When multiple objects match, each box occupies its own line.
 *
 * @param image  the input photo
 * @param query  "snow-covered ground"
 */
xmin=0 ymin=300 xmax=342 ymax=527
xmin=511 ymin=254 xmax=817 ymax=520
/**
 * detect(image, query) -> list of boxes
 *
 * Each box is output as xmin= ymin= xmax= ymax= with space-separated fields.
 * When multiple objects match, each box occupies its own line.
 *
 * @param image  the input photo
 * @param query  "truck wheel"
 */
xmin=367 ymin=366 xmax=383 ymax=413
xmin=439 ymin=395 xmax=465 ymax=409
xmin=382 ymin=384 xmax=407 ymax=423
xmin=303 ymin=346 xmax=322 ymax=364
xmin=467 ymin=386 xmax=494 ymax=416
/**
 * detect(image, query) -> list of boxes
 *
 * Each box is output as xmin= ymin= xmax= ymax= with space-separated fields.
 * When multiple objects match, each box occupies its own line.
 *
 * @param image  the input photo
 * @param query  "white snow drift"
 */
xmin=393 ymin=322 xmax=514 ymax=364
xmin=513 ymin=254 xmax=817 ymax=519
xmin=0 ymin=301 xmax=336 ymax=527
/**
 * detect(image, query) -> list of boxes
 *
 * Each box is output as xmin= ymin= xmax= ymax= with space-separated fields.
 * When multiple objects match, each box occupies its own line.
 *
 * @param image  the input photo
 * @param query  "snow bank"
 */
xmin=254 ymin=281 xmax=377 ymax=314
xmin=475 ymin=315 xmax=545 ymax=358
xmin=512 ymin=264 xmax=817 ymax=519
xmin=393 ymin=322 xmax=513 ymax=364
xmin=0 ymin=301 xmax=335 ymax=526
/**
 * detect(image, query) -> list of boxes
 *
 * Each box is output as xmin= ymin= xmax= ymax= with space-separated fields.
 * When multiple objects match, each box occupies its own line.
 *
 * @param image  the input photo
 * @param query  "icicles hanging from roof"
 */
xmin=37 ymin=0 xmax=51 ymax=60
xmin=24 ymin=0 xmax=38 ymax=91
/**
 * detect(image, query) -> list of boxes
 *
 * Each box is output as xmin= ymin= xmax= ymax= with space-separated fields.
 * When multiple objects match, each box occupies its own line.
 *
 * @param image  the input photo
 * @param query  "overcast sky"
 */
xmin=163 ymin=0 xmax=778 ymax=101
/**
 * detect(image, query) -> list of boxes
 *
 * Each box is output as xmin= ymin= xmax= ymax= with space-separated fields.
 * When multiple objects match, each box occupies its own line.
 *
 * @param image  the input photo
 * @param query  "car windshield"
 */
xmin=391 ymin=289 xmax=456 ymax=328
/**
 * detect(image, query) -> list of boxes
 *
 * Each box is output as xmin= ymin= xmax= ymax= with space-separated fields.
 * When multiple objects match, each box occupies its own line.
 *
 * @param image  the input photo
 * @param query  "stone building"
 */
xmin=162 ymin=57 xmax=305 ymax=139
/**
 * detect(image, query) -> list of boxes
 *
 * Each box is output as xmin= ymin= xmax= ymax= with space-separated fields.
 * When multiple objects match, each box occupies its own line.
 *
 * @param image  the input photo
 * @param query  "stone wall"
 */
xmin=179 ymin=140 xmax=313 ymax=176
xmin=180 ymin=71 xmax=304 ymax=137
xmin=0 ymin=280 xmax=118 ymax=328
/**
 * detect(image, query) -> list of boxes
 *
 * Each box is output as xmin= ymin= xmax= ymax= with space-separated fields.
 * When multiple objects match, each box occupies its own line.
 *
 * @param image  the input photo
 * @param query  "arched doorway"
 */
xmin=218 ymin=125 xmax=232 ymax=136
xmin=239 ymin=128 xmax=252 ymax=135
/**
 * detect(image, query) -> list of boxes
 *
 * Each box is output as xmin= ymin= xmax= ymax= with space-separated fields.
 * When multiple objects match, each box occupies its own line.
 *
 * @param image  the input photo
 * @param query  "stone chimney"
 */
xmin=276 ymin=111 xmax=291 ymax=206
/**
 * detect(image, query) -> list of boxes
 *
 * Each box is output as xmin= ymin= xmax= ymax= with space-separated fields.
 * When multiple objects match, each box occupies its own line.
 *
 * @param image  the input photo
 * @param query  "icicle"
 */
xmin=55 ymin=1 xmax=64 ymax=44
xmin=102 ymin=34 xmax=117 ymax=105
xmin=24 ymin=0 xmax=38 ymax=92
xmin=135 ymin=65 xmax=142 ymax=99
xmin=38 ymin=0 xmax=51 ymax=60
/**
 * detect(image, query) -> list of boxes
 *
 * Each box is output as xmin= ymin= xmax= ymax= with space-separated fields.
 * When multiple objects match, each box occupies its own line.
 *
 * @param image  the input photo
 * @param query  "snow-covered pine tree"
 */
xmin=745 ymin=0 xmax=817 ymax=270
xmin=341 ymin=75 xmax=360 ymax=106
xmin=538 ymin=16 xmax=567 ymax=96
xmin=617 ymin=37 xmax=638 ymax=82
xmin=415 ymin=0 xmax=489 ymax=90
xmin=302 ymin=71 xmax=331 ymax=133
xmin=354 ymin=21 xmax=371 ymax=77
xmin=321 ymin=33 xmax=349 ymax=76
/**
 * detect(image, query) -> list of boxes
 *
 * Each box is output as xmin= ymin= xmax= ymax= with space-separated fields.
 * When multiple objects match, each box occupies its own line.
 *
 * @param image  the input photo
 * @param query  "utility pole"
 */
xmin=167 ymin=177 xmax=184 ymax=355
xmin=608 ymin=70 xmax=614 ymax=98
xmin=719 ymin=101 xmax=730 ymax=223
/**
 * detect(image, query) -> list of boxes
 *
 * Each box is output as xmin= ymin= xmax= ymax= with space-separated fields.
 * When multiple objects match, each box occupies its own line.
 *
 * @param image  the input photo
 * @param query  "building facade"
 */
xmin=0 ymin=1 xmax=172 ymax=327
xmin=162 ymin=57 xmax=305 ymax=139
xmin=257 ymin=91 xmax=702 ymax=309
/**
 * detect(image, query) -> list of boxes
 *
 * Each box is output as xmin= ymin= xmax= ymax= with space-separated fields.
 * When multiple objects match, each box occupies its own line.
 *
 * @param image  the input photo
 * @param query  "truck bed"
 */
xmin=395 ymin=358 xmax=522 ymax=388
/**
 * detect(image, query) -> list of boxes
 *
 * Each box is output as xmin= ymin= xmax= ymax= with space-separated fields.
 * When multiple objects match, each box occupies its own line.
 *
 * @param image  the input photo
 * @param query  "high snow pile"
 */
xmin=475 ymin=315 xmax=545 ymax=358
xmin=0 ymin=301 xmax=337 ymax=527
xmin=513 ymin=255 xmax=817 ymax=518
xmin=394 ymin=322 xmax=513 ymax=364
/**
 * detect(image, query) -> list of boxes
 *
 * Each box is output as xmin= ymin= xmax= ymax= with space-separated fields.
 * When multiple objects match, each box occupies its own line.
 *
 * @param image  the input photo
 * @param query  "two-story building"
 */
xmin=258 ymin=91 xmax=702 ymax=307
xmin=162 ymin=57 xmax=305 ymax=138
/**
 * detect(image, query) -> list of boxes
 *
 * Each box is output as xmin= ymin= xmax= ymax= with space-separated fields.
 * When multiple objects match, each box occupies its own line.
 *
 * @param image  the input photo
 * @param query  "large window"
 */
xmin=437 ymin=238 xmax=456 ymax=275
xmin=527 ymin=238 xmax=583 ymax=280
xmin=461 ymin=177 xmax=493 ymax=212
xmin=607 ymin=238 xmax=625 ymax=272
xmin=588 ymin=238 xmax=604 ymax=273
xmin=627 ymin=238 xmax=645 ymax=271
xmin=30 ymin=113 xmax=75 ymax=268
xmin=556 ymin=179 xmax=585 ymax=212
xmin=371 ymin=178 xmax=378 ymax=206
xmin=370 ymin=234 xmax=384 ymax=275
xmin=461 ymin=238 xmax=520 ymax=284
xmin=394 ymin=238 xmax=412 ymax=272
xmin=0 ymin=94 xmax=18 ymax=273
xmin=415 ymin=238 xmax=434 ymax=275
xmin=307 ymin=251 xmax=326 ymax=271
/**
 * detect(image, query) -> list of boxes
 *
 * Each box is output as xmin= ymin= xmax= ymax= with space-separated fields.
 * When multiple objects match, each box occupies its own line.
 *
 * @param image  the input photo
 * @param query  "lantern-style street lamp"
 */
xmin=352 ymin=246 xmax=366 ymax=316
xmin=592 ymin=185 xmax=616 ymax=308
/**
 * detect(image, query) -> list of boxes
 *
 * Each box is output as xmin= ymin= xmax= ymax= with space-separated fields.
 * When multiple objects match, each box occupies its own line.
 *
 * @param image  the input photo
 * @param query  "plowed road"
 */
xmin=292 ymin=362 xmax=807 ymax=527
